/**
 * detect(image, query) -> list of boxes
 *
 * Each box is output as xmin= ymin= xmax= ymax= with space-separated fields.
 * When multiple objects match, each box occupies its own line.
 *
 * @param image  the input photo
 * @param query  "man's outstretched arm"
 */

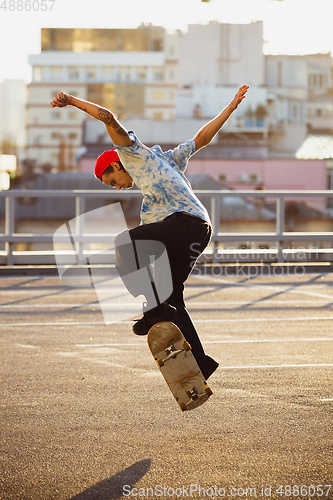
xmin=193 ymin=85 xmax=249 ymax=152
xmin=50 ymin=93 xmax=133 ymax=146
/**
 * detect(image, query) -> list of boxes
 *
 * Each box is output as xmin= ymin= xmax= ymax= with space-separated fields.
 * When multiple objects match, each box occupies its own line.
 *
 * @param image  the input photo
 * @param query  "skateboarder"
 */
xmin=51 ymin=84 xmax=249 ymax=379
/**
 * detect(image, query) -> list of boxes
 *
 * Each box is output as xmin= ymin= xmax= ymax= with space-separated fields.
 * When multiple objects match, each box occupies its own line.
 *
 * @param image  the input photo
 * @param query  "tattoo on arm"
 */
xmin=98 ymin=108 xmax=118 ymax=126
xmin=73 ymin=103 xmax=88 ymax=113
xmin=116 ymin=127 xmax=129 ymax=137
xmin=98 ymin=107 xmax=128 ymax=137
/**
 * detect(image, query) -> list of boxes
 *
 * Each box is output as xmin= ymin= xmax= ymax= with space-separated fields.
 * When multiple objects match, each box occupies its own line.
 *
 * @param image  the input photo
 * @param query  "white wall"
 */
xmin=178 ymin=22 xmax=264 ymax=88
xmin=269 ymin=124 xmax=307 ymax=155
xmin=176 ymin=85 xmax=268 ymax=119
xmin=266 ymin=56 xmax=307 ymax=88
xmin=178 ymin=23 xmax=220 ymax=87
xmin=84 ymin=117 xmax=216 ymax=145
xmin=0 ymin=79 xmax=27 ymax=147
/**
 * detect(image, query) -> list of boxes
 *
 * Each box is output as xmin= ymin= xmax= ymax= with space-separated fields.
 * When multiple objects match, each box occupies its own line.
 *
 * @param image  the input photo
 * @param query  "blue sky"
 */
xmin=0 ymin=0 xmax=332 ymax=83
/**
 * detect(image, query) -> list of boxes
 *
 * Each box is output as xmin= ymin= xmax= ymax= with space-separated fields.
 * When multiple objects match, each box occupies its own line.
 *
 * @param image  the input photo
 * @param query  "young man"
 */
xmin=51 ymin=84 xmax=249 ymax=380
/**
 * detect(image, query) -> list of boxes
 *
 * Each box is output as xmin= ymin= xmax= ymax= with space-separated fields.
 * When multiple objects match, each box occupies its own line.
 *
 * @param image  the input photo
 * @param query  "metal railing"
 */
xmin=0 ymin=189 xmax=332 ymax=266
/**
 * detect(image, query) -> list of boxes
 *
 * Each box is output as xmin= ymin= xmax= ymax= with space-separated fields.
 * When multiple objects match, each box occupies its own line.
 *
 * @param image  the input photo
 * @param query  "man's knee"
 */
xmin=114 ymin=229 xmax=131 ymax=250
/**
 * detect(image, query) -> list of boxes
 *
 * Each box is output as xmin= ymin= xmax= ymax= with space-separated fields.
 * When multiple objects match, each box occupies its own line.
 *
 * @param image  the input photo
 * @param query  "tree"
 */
xmin=255 ymin=104 xmax=268 ymax=120
xmin=0 ymin=139 xmax=18 ymax=155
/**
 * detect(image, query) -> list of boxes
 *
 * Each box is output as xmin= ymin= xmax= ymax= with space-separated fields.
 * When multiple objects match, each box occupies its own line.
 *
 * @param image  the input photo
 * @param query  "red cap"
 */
xmin=94 ymin=149 xmax=120 ymax=180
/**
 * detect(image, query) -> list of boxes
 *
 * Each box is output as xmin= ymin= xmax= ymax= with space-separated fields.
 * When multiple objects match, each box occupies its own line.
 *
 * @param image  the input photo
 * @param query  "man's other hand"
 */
xmin=230 ymin=84 xmax=249 ymax=109
xmin=51 ymin=92 xmax=71 ymax=108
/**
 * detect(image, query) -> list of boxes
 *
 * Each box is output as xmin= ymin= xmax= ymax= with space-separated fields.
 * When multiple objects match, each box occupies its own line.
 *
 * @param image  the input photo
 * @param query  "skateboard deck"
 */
xmin=147 ymin=321 xmax=213 ymax=411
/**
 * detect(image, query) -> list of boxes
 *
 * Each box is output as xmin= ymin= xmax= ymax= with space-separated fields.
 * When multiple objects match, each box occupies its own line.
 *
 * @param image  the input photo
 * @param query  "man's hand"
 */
xmin=193 ymin=83 xmax=250 ymax=151
xmin=51 ymin=92 xmax=71 ymax=108
xmin=50 ymin=92 xmax=132 ymax=146
xmin=230 ymin=84 xmax=249 ymax=109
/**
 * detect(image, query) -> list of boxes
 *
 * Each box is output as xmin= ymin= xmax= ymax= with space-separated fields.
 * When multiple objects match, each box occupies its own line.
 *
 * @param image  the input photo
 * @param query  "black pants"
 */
xmin=114 ymin=212 xmax=213 ymax=366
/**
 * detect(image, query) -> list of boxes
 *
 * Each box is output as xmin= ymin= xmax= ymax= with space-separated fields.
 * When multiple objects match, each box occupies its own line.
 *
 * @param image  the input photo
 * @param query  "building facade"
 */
xmin=26 ymin=24 xmax=333 ymax=170
xmin=0 ymin=79 xmax=27 ymax=152
xmin=26 ymin=26 xmax=179 ymax=170
xmin=265 ymin=53 xmax=333 ymax=154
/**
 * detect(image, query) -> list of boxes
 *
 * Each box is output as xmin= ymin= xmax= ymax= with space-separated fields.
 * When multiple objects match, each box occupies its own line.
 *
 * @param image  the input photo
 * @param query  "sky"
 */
xmin=0 ymin=0 xmax=332 ymax=83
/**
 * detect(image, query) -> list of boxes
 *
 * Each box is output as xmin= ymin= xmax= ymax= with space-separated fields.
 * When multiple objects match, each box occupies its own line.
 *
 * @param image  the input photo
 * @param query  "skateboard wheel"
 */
xmin=205 ymin=387 xmax=213 ymax=396
xmin=156 ymin=358 xmax=164 ymax=368
xmin=183 ymin=341 xmax=191 ymax=351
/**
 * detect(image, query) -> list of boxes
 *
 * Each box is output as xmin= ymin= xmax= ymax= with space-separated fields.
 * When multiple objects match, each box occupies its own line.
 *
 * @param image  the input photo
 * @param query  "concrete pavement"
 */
xmin=0 ymin=271 xmax=332 ymax=499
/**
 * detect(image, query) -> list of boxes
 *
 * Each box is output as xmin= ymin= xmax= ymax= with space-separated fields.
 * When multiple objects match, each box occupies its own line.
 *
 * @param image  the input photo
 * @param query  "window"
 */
xmin=153 ymin=69 xmax=163 ymax=82
xmin=68 ymin=67 xmax=80 ymax=81
xmin=50 ymin=66 xmax=63 ymax=81
xmin=85 ymin=67 xmax=96 ymax=81
xmin=277 ymin=61 xmax=282 ymax=86
xmin=328 ymin=171 xmax=333 ymax=189
xmin=153 ymin=91 xmax=164 ymax=101
xmin=153 ymin=112 xmax=163 ymax=120
xmin=169 ymin=70 xmax=175 ymax=81
xmin=327 ymin=168 xmax=333 ymax=209
xmin=238 ymin=173 xmax=248 ymax=182
xmin=308 ymin=73 xmax=329 ymax=89
xmin=219 ymin=173 xmax=229 ymax=183
xmin=34 ymin=66 xmax=45 ymax=82
xmin=102 ymin=67 xmax=113 ymax=81
xmin=152 ymin=39 xmax=163 ymax=51
xmin=289 ymin=101 xmax=303 ymax=125
xmin=68 ymin=132 xmax=78 ymax=140
xmin=119 ymin=67 xmax=131 ymax=82
xmin=51 ymin=111 xmax=61 ymax=120
xmin=238 ymin=173 xmax=260 ymax=183
xmin=136 ymin=67 xmax=147 ymax=82
xmin=249 ymin=173 xmax=261 ymax=183
xmin=51 ymin=132 xmax=61 ymax=140
xmin=168 ymin=46 xmax=175 ymax=57
xmin=68 ymin=111 xmax=78 ymax=120
xmin=34 ymin=66 xmax=41 ymax=82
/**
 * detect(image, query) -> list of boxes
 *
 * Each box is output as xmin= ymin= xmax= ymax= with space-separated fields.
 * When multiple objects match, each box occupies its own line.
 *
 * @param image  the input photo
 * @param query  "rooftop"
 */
xmin=295 ymin=134 xmax=333 ymax=159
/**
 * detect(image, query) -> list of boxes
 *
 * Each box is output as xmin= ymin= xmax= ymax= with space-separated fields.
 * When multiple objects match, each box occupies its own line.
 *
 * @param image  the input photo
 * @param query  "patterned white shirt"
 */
xmin=113 ymin=132 xmax=211 ymax=226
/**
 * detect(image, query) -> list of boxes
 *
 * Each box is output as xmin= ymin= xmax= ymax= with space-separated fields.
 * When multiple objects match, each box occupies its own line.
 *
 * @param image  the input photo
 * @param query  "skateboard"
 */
xmin=147 ymin=321 xmax=213 ymax=411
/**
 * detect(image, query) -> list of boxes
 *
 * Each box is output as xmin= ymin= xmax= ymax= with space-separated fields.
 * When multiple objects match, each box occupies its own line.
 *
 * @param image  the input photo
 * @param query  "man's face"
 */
xmin=102 ymin=162 xmax=134 ymax=190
